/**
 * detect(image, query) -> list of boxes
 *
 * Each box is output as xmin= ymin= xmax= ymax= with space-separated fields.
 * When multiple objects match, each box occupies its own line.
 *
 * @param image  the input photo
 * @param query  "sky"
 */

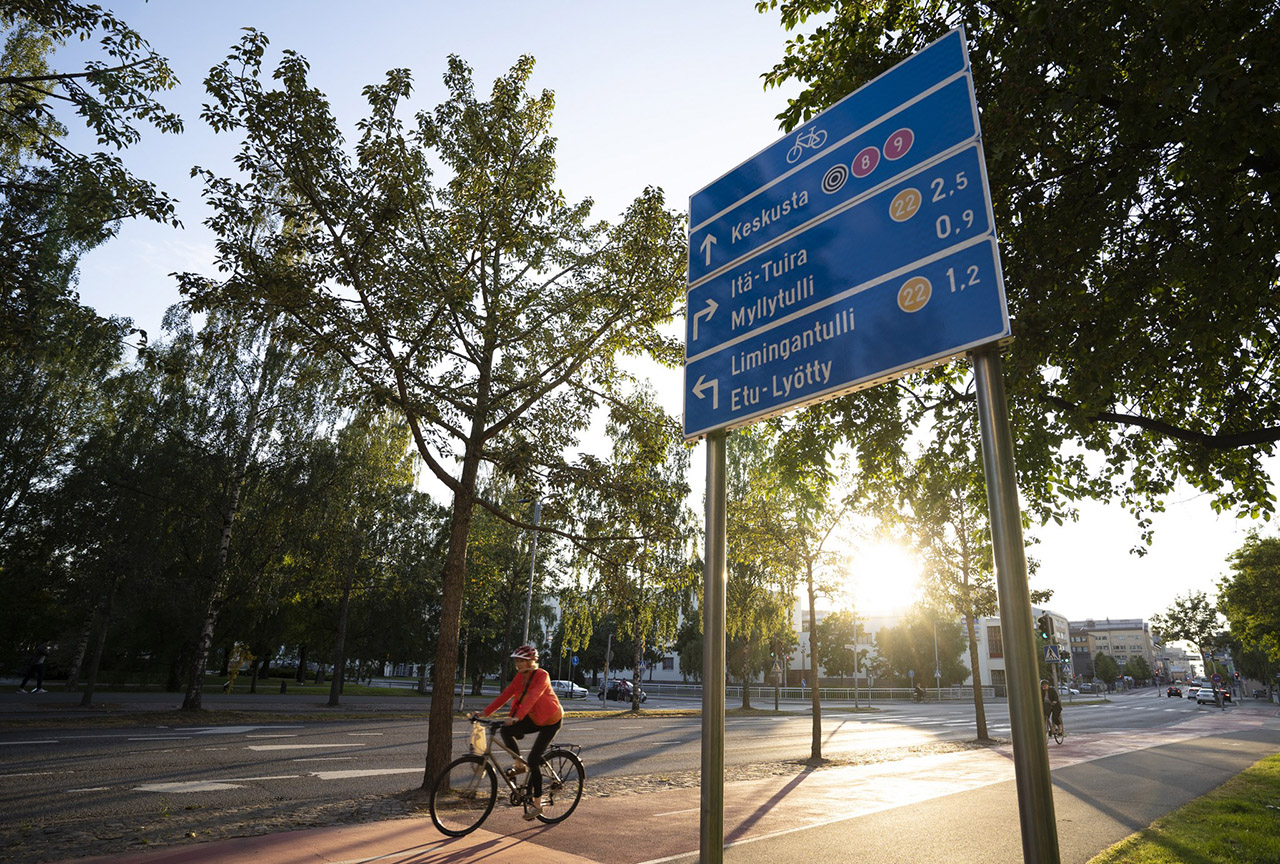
xmin=58 ymin=2 xmax=1274 ymax=624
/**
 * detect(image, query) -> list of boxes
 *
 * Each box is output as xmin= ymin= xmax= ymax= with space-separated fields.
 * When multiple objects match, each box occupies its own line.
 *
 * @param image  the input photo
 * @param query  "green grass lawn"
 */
xmin=1088 ymin=753 xmax=1280 ymax=864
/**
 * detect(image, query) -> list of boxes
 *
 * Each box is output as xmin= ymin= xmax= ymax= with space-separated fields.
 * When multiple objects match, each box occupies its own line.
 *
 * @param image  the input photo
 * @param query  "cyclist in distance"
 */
xmin=1041 ymin=678 xmax=1063 ymax=737
xmin=479 ymin=645 xmax=564 ymax=819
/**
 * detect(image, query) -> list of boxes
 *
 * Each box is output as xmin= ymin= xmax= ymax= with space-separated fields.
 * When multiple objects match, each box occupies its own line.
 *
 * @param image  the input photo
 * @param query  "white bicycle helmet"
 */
xmin=511 ymin=645 xmax=539 ymax=661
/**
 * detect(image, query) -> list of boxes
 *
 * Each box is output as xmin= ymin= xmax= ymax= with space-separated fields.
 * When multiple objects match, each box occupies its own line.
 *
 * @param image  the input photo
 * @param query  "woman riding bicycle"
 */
xmin=479 ymin=644 xmax=564 ymax=819
xmin=1041 ymin=678 xmax=1063 ymax=736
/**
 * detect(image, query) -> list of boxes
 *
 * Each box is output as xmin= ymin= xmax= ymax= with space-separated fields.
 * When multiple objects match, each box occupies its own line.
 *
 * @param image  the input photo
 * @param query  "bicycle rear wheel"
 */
xmin=536 ymin=748 xmax=584 ymax=824
xmin=1051 ymin=725 xmax=1064 ymax=745
xmin=429 ymin=755 xmax=497 ymax=837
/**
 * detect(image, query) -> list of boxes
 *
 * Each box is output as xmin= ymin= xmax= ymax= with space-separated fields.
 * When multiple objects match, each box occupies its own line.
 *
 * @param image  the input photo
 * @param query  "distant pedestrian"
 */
xmin=19 ymin=644 xmax=49 ymax=693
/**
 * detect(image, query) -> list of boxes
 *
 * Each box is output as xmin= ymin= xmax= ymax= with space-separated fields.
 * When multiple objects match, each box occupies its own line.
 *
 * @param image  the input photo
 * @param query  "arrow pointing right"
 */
xmin=691 ymin=297 xmax=718 ymax=341
xmin=693 ymin=374 xmax=719 ymax=410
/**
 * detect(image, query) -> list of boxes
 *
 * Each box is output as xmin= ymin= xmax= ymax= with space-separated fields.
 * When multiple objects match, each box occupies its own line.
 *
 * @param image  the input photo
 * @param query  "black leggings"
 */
xmin=500 ymin=717 xmax=561 ymax=797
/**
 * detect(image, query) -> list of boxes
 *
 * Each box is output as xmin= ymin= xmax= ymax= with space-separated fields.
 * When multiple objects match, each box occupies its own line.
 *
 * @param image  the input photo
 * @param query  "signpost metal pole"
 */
xmin=971 ymin=345 xmax=1060 ymax=864
xmin=701 ymin=431 xmax=727 ymax=864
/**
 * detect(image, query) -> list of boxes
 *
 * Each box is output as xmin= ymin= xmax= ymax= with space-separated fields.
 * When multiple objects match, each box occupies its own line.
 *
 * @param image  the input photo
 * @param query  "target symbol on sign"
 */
xmin=821 ymin=163 xmax=849 ymax=195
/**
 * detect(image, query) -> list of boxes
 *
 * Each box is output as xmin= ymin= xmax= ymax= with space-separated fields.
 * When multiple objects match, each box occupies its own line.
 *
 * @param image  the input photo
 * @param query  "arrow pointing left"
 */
xmin=693 ymin=374 xmax=719 ymax=410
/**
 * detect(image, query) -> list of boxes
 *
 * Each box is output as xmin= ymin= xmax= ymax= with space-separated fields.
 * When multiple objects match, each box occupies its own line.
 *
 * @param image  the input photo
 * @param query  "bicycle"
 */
xmin=1045 ymin=715 xmax=1064 ymax=745
xmin=786 ymin=126 xmax=827 ymax=163
xmin=428 ymin=715 xmax=585 ymax=837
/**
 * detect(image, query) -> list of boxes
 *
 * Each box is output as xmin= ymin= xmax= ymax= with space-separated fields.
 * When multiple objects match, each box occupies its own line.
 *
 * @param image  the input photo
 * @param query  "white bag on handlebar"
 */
xmin=469 ymin=721 xmax=487 ymax=755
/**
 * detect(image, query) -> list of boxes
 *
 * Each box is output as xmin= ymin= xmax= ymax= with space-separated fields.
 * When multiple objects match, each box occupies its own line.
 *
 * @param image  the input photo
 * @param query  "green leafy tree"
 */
xmin=755 ymin=0 xmax=1280 ymax=537
xmin=1 ymin=1 xmax=181 ymax=353
xmin=294 ymin=411 xmax=417 ymax=706
xmin=159 ymin=307 xmax=340 ymax=711
xmin=673 ymin=615 xmax=703 ymax=684
xmin=1219 ymin=533 xmax=1280 ymax=665
xmin=813 ymin=609 xmax=862 ymax=681
xmin=1151 ymin=590 xmax=1223 ymax=663
xmin=871 ymin=428 xmax=1051 ymax=741
xmin=182 ymin=40 xmax=685 ymax=780
xmin=1093 ymin=652 xmax=1121 ymax=686
xmin=565 ymin=388 xmax=695 ymax=712
xmin=873 ymin=607 xmax=968 ymax=687
xmin=1123 ymin=656 xmax=1153 ymax=683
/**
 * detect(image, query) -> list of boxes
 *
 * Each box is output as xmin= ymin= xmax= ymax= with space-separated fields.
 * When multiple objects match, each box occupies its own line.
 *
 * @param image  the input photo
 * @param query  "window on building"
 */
xmin=988 ymin=625 xmax=1003 ymax=658
xmin=662 ymin=657 xmax=674 ymax=671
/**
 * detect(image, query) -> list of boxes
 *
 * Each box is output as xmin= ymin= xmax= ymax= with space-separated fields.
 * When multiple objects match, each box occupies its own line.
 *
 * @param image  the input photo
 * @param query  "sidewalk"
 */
xmin=50 ymin=703 xmax=1280 ymax=864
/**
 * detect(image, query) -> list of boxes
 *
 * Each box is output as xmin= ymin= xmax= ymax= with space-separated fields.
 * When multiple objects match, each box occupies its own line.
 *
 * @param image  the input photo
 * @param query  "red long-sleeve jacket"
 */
xmin=483 ymin=667 xmax=564 ymax=726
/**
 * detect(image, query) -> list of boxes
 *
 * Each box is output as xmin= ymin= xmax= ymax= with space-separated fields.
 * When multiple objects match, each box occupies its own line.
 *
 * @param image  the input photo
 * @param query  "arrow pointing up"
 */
xmin=691 ymin=297 xmax=719 ymax=341
xmin=699 ymin=233 xmax=717 ymax=268
xmin=693 ymin=375 xmax=719 ymax=410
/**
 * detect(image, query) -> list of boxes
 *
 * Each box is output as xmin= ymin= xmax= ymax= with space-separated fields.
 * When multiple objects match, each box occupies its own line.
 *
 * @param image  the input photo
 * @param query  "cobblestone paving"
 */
xmin=0 ymin=739 xmax=998 ymax=864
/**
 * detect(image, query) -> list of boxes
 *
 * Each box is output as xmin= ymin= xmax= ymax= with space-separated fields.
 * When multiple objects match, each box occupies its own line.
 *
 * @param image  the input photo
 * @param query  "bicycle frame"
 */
xmin=472 ymin=718 xmax=579 ymax=801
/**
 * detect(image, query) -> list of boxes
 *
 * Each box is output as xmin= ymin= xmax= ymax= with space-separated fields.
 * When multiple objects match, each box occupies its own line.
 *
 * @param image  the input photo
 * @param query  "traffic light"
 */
xmin=1036 ymin=613 xmax=1051 ymax=641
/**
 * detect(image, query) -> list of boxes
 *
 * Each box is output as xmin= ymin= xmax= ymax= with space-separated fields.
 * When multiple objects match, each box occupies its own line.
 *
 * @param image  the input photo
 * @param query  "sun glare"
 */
xmin=843 ymin=541 xmax=922 ymax=613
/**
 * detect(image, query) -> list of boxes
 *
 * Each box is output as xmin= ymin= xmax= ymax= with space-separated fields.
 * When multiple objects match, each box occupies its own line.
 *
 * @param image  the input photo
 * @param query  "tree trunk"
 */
xmin=64 ymin=611 xmax=93 ymax=691
xmin=740 ymin=637 xmax=752 ymax=710
xmin=328 ymin=580 xmax=353 ymax=707
xmin=631 ymin=634 xmax=645 ymax=713
xmin=965 ymin=611 xmax=991 ymax=740
xmin=181 ymin=486 xmax=241 ymax=711
xmin=79 ymin=575 xmax=119 ymax=708
xmin=808 ymin=561 xmax=821 ymax=761
xmin=421 ymin=467 xmax=481 ymax=787
xmin=296 ymin=644 xmax=307 ymax=683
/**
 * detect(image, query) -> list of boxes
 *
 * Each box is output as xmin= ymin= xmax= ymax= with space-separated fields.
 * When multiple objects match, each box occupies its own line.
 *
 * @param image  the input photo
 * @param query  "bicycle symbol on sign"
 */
xmin=786 ymin=127 xmax=828 ymax=163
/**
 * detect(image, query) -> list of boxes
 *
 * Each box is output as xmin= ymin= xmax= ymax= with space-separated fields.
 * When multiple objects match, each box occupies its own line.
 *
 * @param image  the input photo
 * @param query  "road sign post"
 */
xmin=688 ymin=25 xmax=1056 ymax=864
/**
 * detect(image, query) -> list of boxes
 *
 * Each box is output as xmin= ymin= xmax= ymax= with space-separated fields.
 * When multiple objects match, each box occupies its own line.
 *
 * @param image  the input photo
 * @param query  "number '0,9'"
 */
xmin=935 ymin=209 xmax=975 ymax=238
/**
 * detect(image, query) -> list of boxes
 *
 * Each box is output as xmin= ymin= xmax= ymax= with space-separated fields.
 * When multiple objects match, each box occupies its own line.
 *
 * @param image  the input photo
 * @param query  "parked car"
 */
xmin=550 ymin=679 xmax=587 ymax=699
xmin=1254 ymin=689 xmax=1267 ymax=699
xmin=599 ymin=678 xmax=647 ymax=702
xmin=1077 ymin=682 xmax=1095 ymax=694
xmin=1166 ymin=686 xmax=1182 ymax=698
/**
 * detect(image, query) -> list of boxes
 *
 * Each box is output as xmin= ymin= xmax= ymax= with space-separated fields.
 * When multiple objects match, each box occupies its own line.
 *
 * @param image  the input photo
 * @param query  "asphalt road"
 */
xmin=0 ymin=687 xmax=1255 ymax=832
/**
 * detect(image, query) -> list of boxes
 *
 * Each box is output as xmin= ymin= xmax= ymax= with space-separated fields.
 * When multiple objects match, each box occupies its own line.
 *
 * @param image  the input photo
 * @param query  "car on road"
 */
xmin=599 ymin=678 xmax=647 ymax=702
xmin=1185 ymin=685 xmax=1201 ymax=699
xmin=1196 ymin=687 xmax=1232 ymax=705
xmin=550 ymin=679 xmax=587 ymax=699
xmin=1059 ymin=685 xmax=1080 ymax=695
xmin=1078 ymin=682 xmax=1096 ymax=693
xmin=1166 ymin=686 xmax=1182 ymax=698
xmin=1254 ymin=689 xmax=1268 ymax=699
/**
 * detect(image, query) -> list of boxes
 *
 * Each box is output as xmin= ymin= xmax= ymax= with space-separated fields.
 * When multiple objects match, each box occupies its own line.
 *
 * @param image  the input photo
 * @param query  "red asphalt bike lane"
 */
xmin=59 ymin=701 xmax=1279 ymax=864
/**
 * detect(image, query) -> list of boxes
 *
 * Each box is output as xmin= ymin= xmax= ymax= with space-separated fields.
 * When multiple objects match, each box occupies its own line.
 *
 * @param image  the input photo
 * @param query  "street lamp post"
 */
xmin=934 ymin=620 xmax=942 ymax=701
xmin=522 ymin=499 xmax=543 ymax=646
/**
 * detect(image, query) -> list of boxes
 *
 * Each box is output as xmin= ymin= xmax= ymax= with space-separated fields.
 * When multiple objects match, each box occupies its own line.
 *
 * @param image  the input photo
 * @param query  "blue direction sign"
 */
xmin=684 ymin=26 xmax=1009 ymax=440
xmin=685 ymin=238 xmax=1008 ymax=437
xmin=691 ymin=28 xmax=966 ymax=230
xmin=688 ymin=144 xmax=993 ymax=357
xmin=689 ymin=74 xmax=978 ymax=284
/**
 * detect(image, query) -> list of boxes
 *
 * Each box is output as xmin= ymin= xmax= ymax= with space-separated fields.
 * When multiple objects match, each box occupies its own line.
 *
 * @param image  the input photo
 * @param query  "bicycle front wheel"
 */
xmin=429 ymin=755 xmax=497 ymax=837
xmin=536 ymin=748 xmax=585 ymax=824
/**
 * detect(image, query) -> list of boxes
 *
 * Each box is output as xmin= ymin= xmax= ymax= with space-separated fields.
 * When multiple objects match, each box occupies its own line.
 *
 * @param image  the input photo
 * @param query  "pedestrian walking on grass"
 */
xmin=19 ymin=644 xmax=49 ymax=693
